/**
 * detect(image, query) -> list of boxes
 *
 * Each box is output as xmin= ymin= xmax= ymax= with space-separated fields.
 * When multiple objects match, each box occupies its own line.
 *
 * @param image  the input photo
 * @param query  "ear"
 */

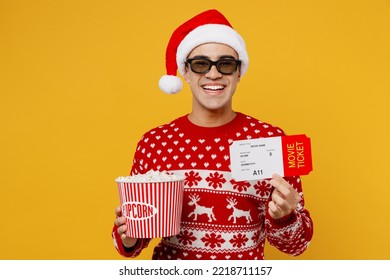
xmin=183 ymin=65 xmax=190 ymax=83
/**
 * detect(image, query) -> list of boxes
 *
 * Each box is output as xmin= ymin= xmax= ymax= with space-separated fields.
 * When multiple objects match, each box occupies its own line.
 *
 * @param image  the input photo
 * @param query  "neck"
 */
xmin=188 ymin=109 xmax=237 ymax=127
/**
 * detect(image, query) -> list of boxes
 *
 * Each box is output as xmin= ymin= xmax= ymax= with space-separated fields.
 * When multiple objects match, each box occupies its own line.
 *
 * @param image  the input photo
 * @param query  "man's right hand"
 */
xmin=115 ymin=206 xmax=138 ymax=248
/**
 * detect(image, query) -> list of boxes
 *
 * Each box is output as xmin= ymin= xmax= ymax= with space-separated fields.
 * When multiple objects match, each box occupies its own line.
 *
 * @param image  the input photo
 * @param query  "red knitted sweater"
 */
xmin=112 ymin=112 xmax=313 ymax=260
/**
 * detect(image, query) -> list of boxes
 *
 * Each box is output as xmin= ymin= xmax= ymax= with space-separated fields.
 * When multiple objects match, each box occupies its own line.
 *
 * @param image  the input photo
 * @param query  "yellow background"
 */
xmin=1 ymin=0 xmax=389 ymax=260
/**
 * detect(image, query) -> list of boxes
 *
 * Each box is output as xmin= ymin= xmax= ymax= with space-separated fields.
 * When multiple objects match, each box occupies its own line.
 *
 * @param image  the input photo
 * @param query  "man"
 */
xmin=113 ymin=9 xmax=313 ymax=260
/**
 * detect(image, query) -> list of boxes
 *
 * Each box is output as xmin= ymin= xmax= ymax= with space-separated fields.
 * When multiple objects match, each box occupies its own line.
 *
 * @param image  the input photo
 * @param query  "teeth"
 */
xmin=203 ymin=85 xmax=224 ymax=90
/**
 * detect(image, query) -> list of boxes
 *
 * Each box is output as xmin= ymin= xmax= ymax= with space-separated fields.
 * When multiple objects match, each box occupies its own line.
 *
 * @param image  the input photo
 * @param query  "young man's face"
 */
xmin=183 ymin=43 xmax=241 ymax=117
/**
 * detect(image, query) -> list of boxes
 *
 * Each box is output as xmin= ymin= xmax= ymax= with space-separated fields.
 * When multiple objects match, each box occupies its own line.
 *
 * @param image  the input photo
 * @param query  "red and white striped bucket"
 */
xmin=117 ymin=180 xmax=184 ymax=238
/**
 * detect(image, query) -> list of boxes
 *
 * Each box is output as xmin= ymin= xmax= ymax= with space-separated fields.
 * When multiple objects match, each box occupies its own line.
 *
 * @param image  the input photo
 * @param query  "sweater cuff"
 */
xmin=123 ymin=239 xmax=139 ymax=253
xmin=112 ymin=222 xmax=151 ymax=258
xmin=267 ymin=210 xmax=298 ymax=228
xmin=112 ymin=224 xmax=139 ymax=258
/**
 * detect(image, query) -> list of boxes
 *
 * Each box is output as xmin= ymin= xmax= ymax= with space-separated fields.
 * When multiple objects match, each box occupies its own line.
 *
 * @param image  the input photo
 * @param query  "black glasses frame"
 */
xmin=186 ymin=58 xmax=241 ymax=75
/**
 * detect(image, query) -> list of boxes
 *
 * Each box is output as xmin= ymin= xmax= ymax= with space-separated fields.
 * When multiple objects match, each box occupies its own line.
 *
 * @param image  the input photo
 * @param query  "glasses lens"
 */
xmin=217 ymin=60 xmax=238 ymax=74
xmin=187 ymin=58 xmax=240 ymax=74
xmin=190 ymin=59 xmax=211 ymax=73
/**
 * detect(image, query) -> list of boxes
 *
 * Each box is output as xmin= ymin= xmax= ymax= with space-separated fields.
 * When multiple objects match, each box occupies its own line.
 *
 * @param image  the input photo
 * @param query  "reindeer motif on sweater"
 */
xmin=226 ymin=197 xmax=252 ymax=224
xmin=112 ymin=113 xmax=314 ymax=260
xmin=188 ymin=193 xmax=217 ymax=222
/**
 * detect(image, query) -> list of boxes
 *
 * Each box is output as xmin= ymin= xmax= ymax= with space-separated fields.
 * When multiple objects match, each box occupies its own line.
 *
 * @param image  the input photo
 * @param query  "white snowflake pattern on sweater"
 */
xmin=112 ymin=112 xmax=313 ymax=260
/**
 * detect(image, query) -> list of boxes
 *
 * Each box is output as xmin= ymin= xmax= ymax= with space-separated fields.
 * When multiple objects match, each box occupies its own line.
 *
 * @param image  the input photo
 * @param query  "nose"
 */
xmin=205 ymin=65 xmax=222 ymax=79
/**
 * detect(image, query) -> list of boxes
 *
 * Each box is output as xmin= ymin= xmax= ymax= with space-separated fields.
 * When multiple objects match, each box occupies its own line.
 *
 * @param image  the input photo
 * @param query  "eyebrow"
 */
xmin=189 ymin=55 xmax=238 ymax=60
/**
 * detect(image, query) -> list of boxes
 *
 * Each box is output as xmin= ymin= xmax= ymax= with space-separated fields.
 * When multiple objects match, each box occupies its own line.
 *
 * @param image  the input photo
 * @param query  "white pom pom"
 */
xmin=158 ymin=75 xmax=183 ymax=94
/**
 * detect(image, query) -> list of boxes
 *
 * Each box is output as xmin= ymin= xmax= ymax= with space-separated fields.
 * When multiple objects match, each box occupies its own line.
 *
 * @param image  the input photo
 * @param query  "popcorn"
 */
xmin=115 ymin=170 xmax=183 ymax=183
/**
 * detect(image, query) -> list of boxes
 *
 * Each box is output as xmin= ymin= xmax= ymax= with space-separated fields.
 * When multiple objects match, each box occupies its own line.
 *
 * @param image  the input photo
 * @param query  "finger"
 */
xmin=115 ymin=206 xmax=122 ymax=217
xmin=271 ymin=173 xmax=290 ymax=190
xmin=272 ymin=190 xmax=287 ymax=208
xmin=115 ymin=216 xmax=126 ymax=227
xmin=270 ymin=179 xmax=290 ymax=200
xmin=268 ymin=201 xmax=281 ymax=219
xmin=271 ymin=191 xmax=292 ymax=215
xmin=272 ymin=186 xmax=301 ymax=215
xmin=271 ymin=174 xmax=300 ymax=202
xmin=117 ymin=224 xmax=127 ymax=236
xmin=272 ymin=173 xmax=285 ymax=182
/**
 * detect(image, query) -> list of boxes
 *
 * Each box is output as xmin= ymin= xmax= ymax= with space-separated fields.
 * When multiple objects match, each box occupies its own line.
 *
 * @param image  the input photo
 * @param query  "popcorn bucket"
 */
xmin=116 ymin=178 xmax=184 ymax=238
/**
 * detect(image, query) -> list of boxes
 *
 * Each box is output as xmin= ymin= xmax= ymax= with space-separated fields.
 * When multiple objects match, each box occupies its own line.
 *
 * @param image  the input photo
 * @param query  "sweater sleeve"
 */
xmin=265 ymin=175 xmax=314 ymax=256
xmin=112 ymin=133 xmax=154 ymax=258
xmin=112 ymin=223 xmax=151 ymax=258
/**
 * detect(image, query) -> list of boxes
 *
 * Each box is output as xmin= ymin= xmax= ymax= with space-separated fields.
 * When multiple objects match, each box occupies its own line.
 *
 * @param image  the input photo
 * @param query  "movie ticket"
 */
xmin=230 ymin=134 xmax=312 ymax=181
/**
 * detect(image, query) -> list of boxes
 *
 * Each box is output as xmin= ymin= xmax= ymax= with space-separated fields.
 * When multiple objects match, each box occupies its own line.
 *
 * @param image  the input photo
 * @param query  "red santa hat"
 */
xmin=158 ymin=9 xmax=249 ymax=94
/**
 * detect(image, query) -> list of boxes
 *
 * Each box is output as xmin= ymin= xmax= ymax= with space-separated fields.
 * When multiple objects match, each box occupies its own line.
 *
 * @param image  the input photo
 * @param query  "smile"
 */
xmin=202 ymin=85 xmax=225 ymax=94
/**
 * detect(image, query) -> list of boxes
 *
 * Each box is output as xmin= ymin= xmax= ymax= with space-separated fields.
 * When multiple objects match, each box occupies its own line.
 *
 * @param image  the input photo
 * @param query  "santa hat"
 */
xmin=158 ymin=9 xmax=249 ymax=94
